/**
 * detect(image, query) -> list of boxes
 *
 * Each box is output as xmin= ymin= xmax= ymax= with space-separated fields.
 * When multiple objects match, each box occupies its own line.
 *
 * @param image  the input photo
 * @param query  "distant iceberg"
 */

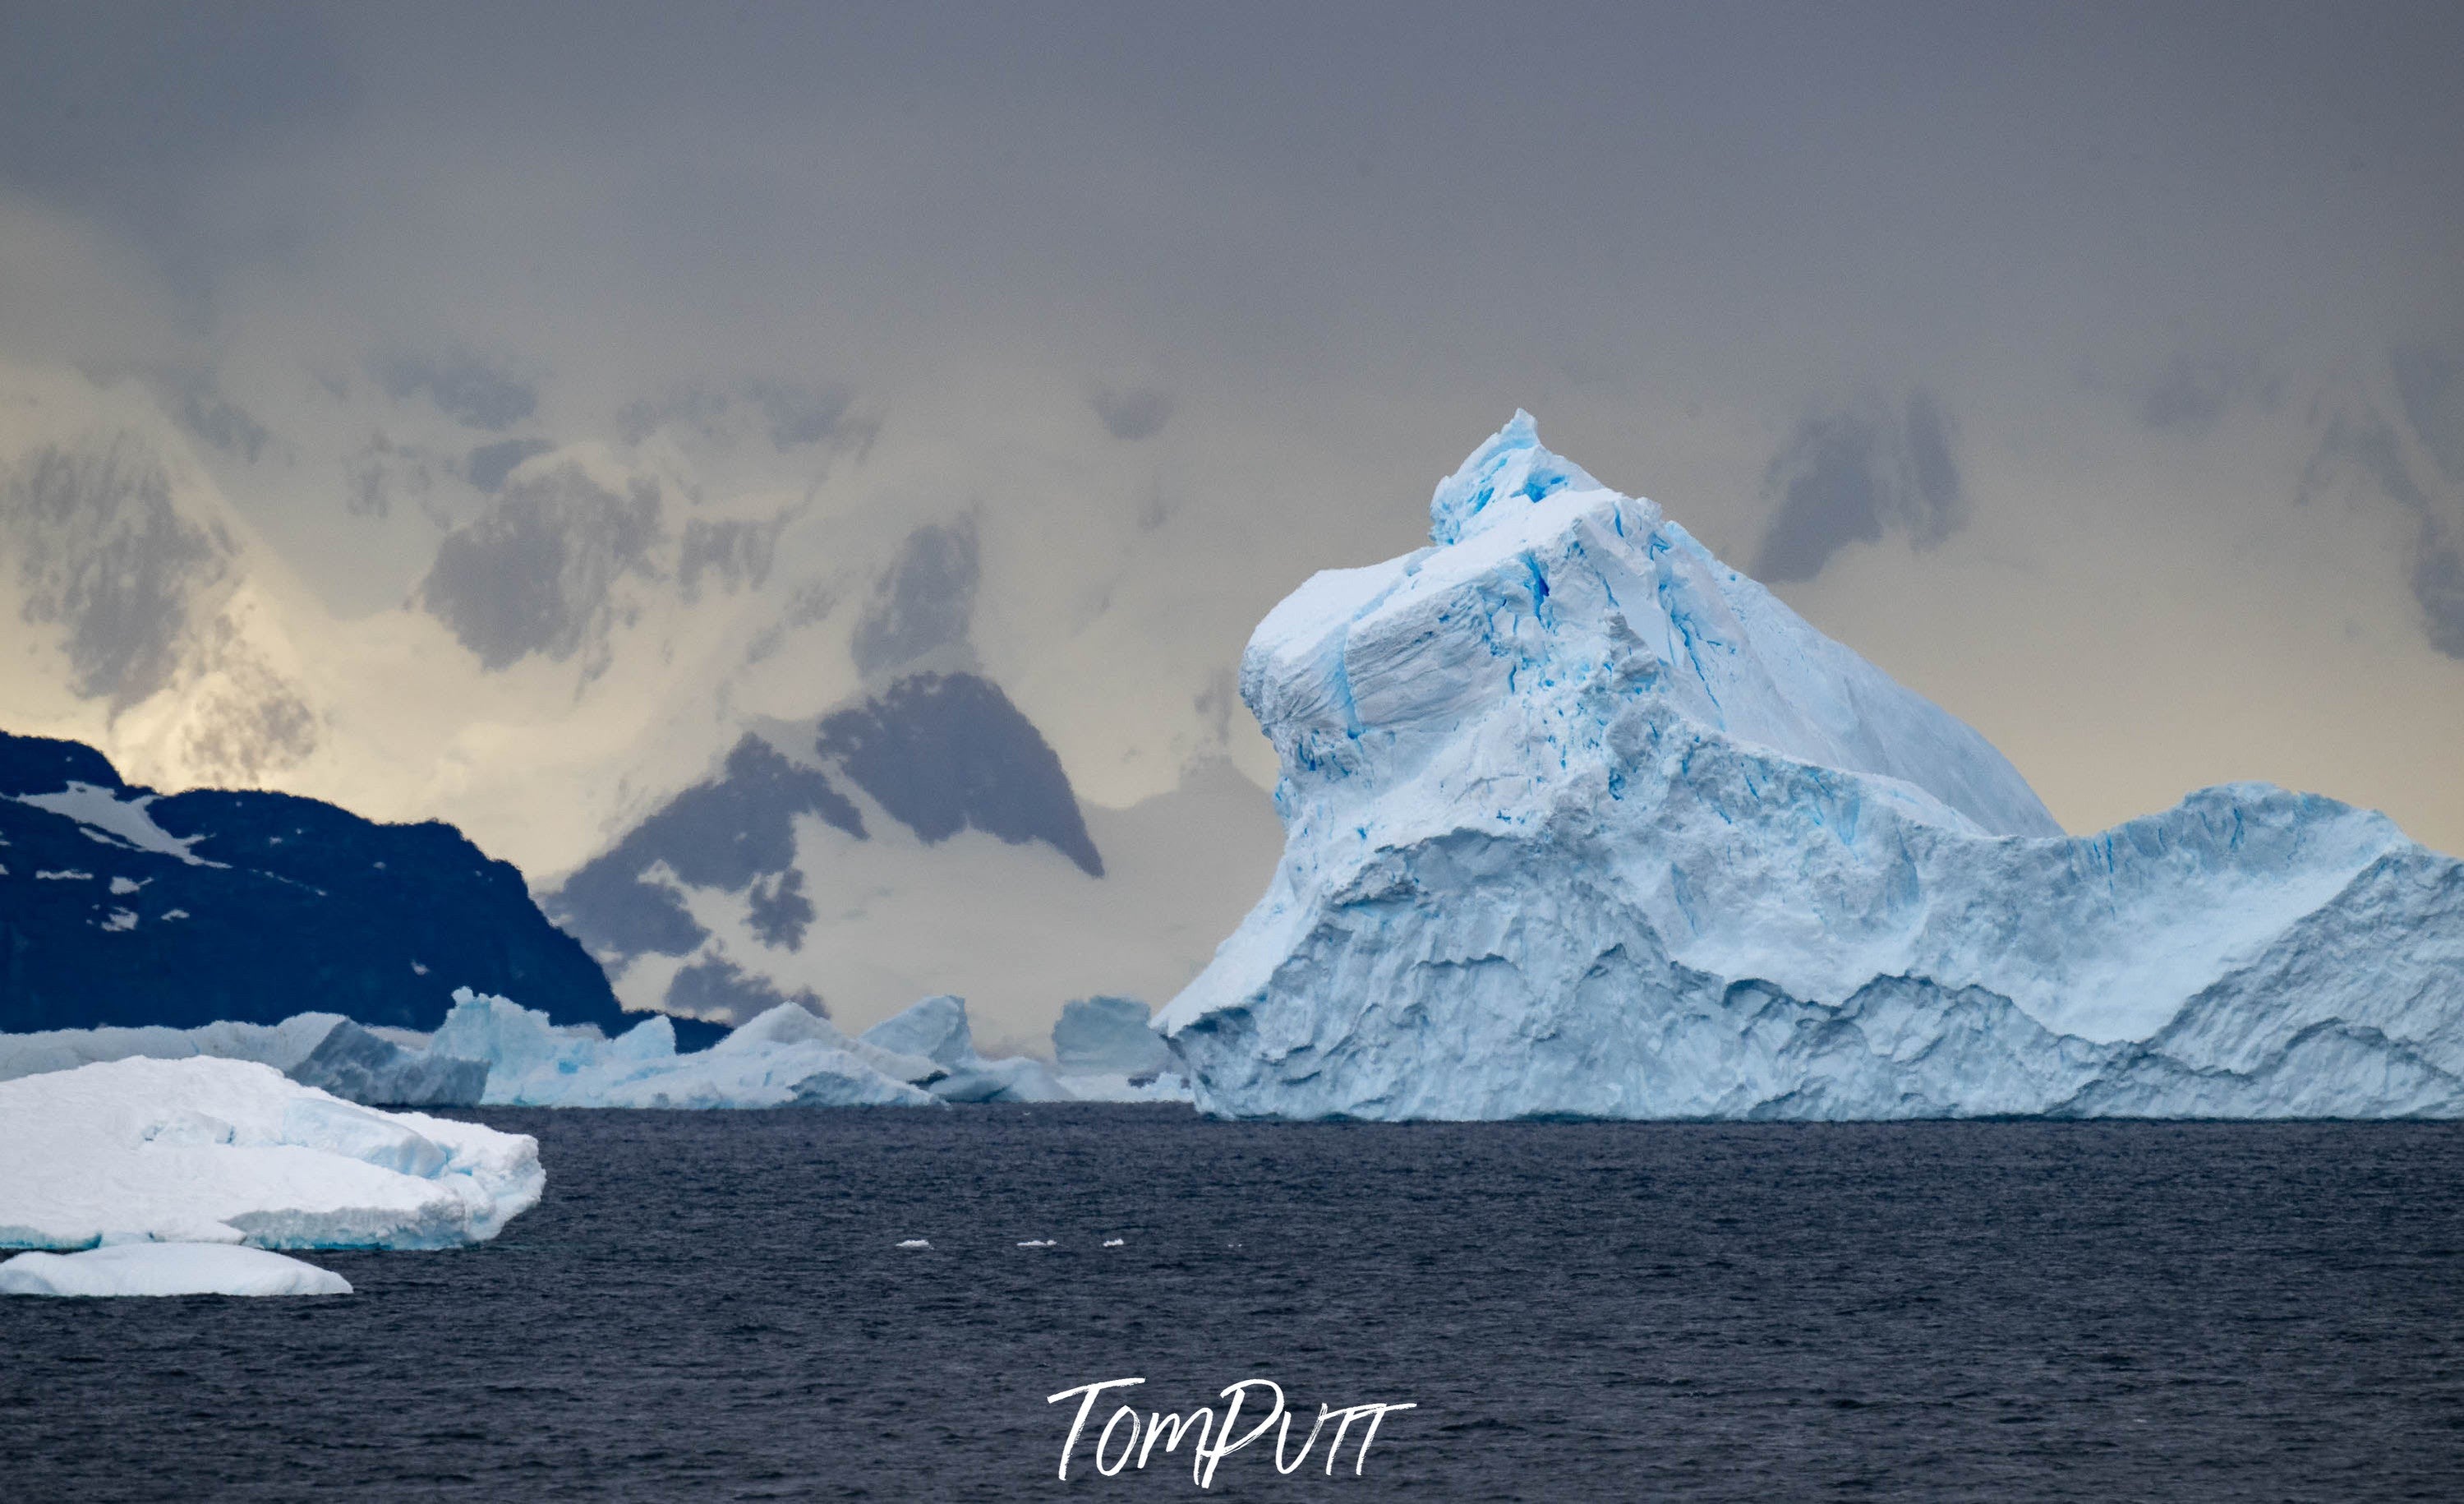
xmin=431 ymin=990 xmax=940 ymax=1109
xmin=0 ymin=990 xmax=1193 ymax=1110
xmin=1157 ymin=413 xmax=2464 ymax=1120
xmin=0 ymin=1055 xmax=542 ymax=1249
xmin=863 ymin=994 xmax=1071 ymax=1102
xmin=0 ymin=1013 xmax=348 ymax=1085
xmin=0 ymin=1010 xmax=491 ymax=1108
xmin=1 ymin=1243 xmax=352 ymax=1298
xmin=1054 ymin=994 xmax=1175 ymax=1077
xmin=863 ymin=993 xmax=1192 ymax=1103
xmin=290 ymin=1020 xmax=490 ymax=1108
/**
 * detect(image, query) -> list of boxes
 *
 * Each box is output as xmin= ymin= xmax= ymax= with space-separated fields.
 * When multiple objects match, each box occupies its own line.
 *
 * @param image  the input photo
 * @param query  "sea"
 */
xmin=4 ymin=1107 xmax=2461 ymax=1501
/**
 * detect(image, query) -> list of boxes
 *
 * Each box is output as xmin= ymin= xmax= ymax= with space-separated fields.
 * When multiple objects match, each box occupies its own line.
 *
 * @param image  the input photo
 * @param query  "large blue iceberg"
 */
xmin=1156 ymin=414 xmax=2464 ymax=1119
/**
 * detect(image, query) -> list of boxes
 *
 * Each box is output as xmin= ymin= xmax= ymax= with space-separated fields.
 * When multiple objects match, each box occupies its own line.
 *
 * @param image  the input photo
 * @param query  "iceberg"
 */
xmin=1046 ymin=994 xmax=1193 ymax=1103
xmin=862 ymin=994 xmax=1072 ymax=1102
xmin=856 ymin=993 xmax=1195 ymax=1104
xmin=1158 ymin=413 xmax=2464 ymax=1120
xmin=0 ymin=1012 xmax=489 ymax=1107
xmin=0 ymin=1055 xmax=542 ymax=1248
xmin=1 ymin=1243 xmax=352 ymax=1298
xmin=288 ymin=1021 xmax=490 ymax=1107
xmin=0 ymin=1013 xmax=348 ymax=1085
xmin=1053 ymin=995 xmax=1175 ymax=1077
xmin=433 ymin=989 xmax=939 ymax=1108
xmin=0 ymin=989 xmax=1201 ymax=1111
xmin=860 ymin=994 xmax=977 ymax=1069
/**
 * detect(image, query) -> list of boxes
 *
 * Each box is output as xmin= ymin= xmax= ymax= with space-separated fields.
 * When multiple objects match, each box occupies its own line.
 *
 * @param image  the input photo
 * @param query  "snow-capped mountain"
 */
xmin=1158 ymin=414 xmax=2464 ymax=1119
xmin=546 ymin=670 xmax=1280 ymax=1042
xmin=0 ymin=729 xmax=627 ymax=1036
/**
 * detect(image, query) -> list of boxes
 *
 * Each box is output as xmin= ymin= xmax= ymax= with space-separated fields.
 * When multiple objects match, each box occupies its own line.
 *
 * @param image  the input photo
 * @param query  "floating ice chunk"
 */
xmin=855 ymin=995 xmax=1072 ymax=1102
xmin=860 ymin=994 xmax=976 ymax=1068
xmin=0 ymin=1243 xmax=352 ymax=1298
xmin=930 ymin=1054 xmax=1073 ymax=1104
xmin=1102 ymin=1238 xmax=1125 ymax=1248
xmin=0 ymin=1056 xmax=541 ymax=1249
xmin=1016 ymin=1239 xmax=1057 ymax=1248
xmin=897 ymin=1239 xmax=931 ymax=1249
xmin=721 ymin=1002 xmax=943 ymax=1086
xmin=435 ymin=990 xmax=937 ymax=1109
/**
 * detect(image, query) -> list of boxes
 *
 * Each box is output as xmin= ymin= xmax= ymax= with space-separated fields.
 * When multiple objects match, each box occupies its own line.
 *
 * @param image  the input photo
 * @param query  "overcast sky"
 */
xmin=3 ymin=0 xmax=2462 ymax=856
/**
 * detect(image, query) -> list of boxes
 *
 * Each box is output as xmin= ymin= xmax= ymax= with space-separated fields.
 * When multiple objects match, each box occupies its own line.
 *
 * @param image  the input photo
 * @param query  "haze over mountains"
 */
xmin=0 ymin=361 xmax=1282 ymax=1038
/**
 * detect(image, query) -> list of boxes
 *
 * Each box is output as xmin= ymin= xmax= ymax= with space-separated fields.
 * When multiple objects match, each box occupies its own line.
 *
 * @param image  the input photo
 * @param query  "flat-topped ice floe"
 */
xmin=1158 ymin=413 xmax=2464 ymax=1120
xmin=0 ymin=1055 xmax=542 ymax=1248
xmin=0 ymin=1243 xmax=352 ymax=1297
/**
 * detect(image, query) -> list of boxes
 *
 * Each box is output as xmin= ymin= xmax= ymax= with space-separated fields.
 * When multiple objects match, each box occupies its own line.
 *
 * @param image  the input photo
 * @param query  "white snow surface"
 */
xmin=1158 ymin=413 xmax=2464 ymax=1120
xmin=0 ymin=1013 xmax=346 ymax=1083
xmin=0 ymin=1056 xmax=542 ymax=1249
xmin=10 ymin=782 xmax=215 ymax=864
xmin=432 ymin=989 xmax=938 ymax=1109
xmin=0 ymin=1243 xmax=352 ymax=1297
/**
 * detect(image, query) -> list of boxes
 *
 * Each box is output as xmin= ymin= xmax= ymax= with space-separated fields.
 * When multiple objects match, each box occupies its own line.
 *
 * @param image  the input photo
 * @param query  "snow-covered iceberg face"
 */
xmin=1160 ymin=413 xmax=2464 ymax=1120
xmin=1243 ymin=408 xmax=2057 ymax=846
xmin=0 ymin=1055 xmax=542 ymax=1249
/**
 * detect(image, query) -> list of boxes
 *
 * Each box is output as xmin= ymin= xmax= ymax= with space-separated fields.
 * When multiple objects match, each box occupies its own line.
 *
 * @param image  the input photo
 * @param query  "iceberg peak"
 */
xmin=1428 ymin=409 xmax=1605 ymax=546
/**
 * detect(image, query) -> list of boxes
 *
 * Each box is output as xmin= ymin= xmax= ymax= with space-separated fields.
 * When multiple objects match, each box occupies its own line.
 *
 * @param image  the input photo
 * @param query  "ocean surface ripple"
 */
xmin=4 ymin=1109 xmax=2461 ymax=1501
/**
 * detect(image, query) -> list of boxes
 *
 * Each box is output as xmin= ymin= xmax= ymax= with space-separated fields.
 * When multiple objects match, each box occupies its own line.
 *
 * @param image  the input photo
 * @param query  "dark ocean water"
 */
xmin=4 ymin=1109 xmax=2462 ymax=1502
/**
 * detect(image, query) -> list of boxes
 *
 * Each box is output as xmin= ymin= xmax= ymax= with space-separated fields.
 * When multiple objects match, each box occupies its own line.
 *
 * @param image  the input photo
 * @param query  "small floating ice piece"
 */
xmin=1102 ymin=1239 xmax=1125 ymax=1248
xmin=1016 ymin=1239 xmax=1057 ymax=1248
xmin=896 ymin=1239 xmax=931 ymax=1249
xmin=0 ymin=1243 xmax=352 ymax=1298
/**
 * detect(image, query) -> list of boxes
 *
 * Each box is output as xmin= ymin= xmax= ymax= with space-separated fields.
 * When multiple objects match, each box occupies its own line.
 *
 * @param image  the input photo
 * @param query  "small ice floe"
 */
xmin=1016 ymin=1239 xmax=1057 ymax=1248
xmin=1102 ymin=1239 xmax=1125 ymax=1248
xmin=896 ymin=1239 xmax=932 ymax=1249
xmin=0 ymin=1243 xmax=352 ymax=1298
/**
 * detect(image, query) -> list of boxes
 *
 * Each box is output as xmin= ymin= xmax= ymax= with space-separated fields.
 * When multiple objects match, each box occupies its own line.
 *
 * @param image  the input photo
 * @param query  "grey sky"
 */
xmin=2 ymin=0 xmax=2462 ymax=859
